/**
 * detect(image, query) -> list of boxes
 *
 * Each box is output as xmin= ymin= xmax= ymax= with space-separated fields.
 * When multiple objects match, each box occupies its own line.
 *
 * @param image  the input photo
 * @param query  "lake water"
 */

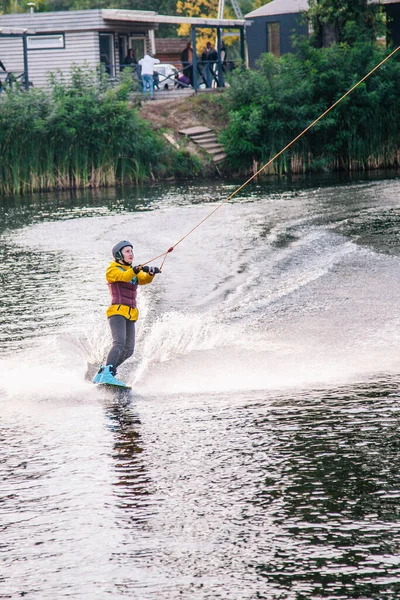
xmin=2 ymin=174 xmax=400 ymax=599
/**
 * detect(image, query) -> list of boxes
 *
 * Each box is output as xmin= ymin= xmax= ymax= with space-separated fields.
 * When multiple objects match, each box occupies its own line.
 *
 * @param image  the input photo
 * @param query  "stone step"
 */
xmin=193 ymin=138 xmax=219 ymax=145
xmin=197 ymin=142 xmax=224 ymax=152
xmin=205 ymin=146 xmax=226 ymax=155
xmin=179 ymin=125 xmax=212 ymax=136
xmin=178 ymin=124 xmax=226 ymax=164
xmin=190 ymin=131 xmax=217 ymax=139
xmin=191 ymin=134 xmax=218 ymax=143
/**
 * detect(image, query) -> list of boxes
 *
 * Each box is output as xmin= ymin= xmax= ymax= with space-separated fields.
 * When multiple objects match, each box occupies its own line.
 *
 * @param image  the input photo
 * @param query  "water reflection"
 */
xmin=104 ymin=396 xmax=152 ymax=516
xmin=251 ymin=382 xmax=400 ymax=598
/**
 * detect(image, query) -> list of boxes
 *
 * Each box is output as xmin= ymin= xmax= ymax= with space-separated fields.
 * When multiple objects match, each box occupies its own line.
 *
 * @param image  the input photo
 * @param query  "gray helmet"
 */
xmin=112 ymin=240 xmax=133 ymax=261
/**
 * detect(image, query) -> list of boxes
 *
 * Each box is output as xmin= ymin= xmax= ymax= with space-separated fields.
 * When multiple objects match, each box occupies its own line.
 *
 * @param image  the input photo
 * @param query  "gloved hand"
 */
xmin=133 ymin=265 xmax=161 ymax=275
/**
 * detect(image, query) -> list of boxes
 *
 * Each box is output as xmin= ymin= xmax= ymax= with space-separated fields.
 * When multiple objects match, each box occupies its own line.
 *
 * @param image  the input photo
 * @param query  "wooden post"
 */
xmin=191 ymin=26 xmax=198 ymax=92
xmin=240 ymin=26 xmax=245 ymax=65
xmin=22 ymin=33 xmax=29 ymax=91
xmin=216 ymin=26 xmax=223 ymax=87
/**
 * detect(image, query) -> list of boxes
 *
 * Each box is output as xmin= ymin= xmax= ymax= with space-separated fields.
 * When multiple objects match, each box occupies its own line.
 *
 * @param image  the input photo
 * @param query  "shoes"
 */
xmin=92 ymin=365 xmax=104 ymax=384
xmin=96 ymin=365 xmax=127 ymax=387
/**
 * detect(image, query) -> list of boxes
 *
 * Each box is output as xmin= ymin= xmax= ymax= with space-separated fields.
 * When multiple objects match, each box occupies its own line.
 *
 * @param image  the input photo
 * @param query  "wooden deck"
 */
xmin=134 ymin=86 xmax=225 ymax=101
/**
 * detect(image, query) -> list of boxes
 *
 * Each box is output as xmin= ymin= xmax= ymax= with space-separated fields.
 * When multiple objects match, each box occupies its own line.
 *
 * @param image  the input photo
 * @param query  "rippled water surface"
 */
xmin=2 ymin=175 xmax=400 ymax=599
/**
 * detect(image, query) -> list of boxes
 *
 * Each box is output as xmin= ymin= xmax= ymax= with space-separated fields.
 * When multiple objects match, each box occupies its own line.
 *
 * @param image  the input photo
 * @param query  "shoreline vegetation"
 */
xmin=221 ymin=43 xmax=400 ymax=176
xmin=1 ymin=42 xmax=400 ymax=196
xmin=0 ymin=67 xmax=203 ymax=196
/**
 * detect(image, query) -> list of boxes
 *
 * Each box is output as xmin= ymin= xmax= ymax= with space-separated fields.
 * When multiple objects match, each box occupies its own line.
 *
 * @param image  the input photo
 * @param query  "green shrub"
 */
xmin=222 ymin=42 xmax=400 ymax=174
xmin=0 ymin=64 xmax=201 ymax=195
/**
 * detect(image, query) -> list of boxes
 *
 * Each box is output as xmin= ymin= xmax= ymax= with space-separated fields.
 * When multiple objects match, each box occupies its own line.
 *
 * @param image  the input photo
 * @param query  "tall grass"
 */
xmin=221 ymin=43 xmax=400 ymax=175
xmin=0 ymin=65 xmax=201 ymax=196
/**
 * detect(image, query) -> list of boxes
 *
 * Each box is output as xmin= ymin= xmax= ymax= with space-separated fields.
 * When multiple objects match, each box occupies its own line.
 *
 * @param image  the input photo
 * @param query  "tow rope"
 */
xmin=144 ymin=45 xmax=400 ymax=271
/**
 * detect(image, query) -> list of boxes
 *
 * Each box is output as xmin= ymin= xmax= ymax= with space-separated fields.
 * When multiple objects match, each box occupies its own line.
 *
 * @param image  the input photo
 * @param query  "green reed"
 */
xmin=0 ymin=65 xmax=200 ymax=196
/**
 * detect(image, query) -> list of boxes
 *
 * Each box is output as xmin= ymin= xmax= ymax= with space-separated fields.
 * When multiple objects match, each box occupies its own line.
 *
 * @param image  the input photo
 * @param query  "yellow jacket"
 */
xmin=105 ymin=261 xmax=155 ymax=321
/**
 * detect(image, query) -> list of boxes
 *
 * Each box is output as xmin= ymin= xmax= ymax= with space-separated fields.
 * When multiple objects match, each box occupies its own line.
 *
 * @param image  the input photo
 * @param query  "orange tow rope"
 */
xmin=144 ymin=45 xmax=400 ymax=270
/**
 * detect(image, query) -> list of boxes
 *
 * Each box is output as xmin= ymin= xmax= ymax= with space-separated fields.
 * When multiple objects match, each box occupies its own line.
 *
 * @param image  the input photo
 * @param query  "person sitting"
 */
xmin=175 ymin=73 xmax=191 ymax=89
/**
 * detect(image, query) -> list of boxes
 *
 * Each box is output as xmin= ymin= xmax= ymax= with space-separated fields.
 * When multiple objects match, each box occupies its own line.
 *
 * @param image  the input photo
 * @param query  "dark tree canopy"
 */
xmin=307 ymin=0 xmax=385 ymax=47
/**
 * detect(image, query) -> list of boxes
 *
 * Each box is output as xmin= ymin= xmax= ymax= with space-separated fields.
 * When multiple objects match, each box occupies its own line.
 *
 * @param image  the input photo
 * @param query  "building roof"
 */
xmin=245 ymin=0 xmax=397 ymax=19
xmin=102 ymin=9 xmax=245 ymax=27
xmin=0 ymin=8 xmax=245 ymax=33
xmin=245 ymin=0 xmax=309 ymax=19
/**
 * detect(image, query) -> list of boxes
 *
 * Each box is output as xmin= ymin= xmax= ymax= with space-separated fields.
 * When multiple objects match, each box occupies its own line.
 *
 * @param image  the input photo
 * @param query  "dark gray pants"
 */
xmin=106 ymin=315 xmax=136 ymax=370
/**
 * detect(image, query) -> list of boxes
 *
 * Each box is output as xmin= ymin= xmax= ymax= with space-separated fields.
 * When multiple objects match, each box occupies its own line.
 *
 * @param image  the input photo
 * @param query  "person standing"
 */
xmin=138 ymin=53 xmax=160 ymax=100
xmin=123 ymin=48 xmax=138 ymax=75
xmin=93 ymin=240 xmax=161 ymax=387
xmin=124 ymin=48 xmax=137 ymax=66
xmin=201 ymin=42 xmax=217 ymax=88
xmin=180 ymin=41 xmax=193 ymax=86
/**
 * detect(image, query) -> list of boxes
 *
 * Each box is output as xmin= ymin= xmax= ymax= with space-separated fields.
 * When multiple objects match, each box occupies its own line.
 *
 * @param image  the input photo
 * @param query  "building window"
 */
xmin=267 ymin=22 xmax=280 ymax=57
xmin=129 ymin=36 xmax=146 ymax=62
xmin=27 ymin=34 xmax=65 ymax=50
xmin=99 ymin=33 xmax=115 ymax=77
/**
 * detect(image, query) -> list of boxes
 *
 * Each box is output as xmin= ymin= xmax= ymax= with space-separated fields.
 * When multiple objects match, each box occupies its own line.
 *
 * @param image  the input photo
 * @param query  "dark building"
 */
xmin=245 ymin=0 xmax=400 ymax=68
xmin=245 ymin=0 xmax=309 ymax=67
xmin=384 ymin=0 xmax=400 ymax=47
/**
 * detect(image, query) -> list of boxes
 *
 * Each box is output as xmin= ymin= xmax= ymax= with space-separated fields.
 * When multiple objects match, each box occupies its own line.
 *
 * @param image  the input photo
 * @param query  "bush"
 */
xmin=0 ymin=64 xmax=201 ymax=195
xmin=221 ymin=43 xmax=400 ymax=174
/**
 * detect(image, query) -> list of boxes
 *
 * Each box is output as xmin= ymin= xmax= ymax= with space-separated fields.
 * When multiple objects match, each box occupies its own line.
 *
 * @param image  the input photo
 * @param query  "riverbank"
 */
xmin=137 ymin=92 xmax=228 ymax=173
xmin=2 ymin=41 xmax=400 ymax=198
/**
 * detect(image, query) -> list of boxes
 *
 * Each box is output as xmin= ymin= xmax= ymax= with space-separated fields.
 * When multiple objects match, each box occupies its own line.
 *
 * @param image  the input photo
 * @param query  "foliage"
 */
xmin=48 ymin=0 xmax=175 ymax=11
xmin=307 ymin=0 xmax=385 ymax=47
xmin=0 ymin=65 xmax=201 ymax=195
xmin=1 ymin=0 xmax=265 ymax=16
xmin=176 ymin=0 xmax=218 ymax=50
xmin=1 ymin=0 xmax=50 ymax=13
xmin=221 ymin=43 xmax=400 ymax=175
xmin=176 ymin=0 xmax=259 ymax=54
xmin=170 ymin=149 xmax=203 ymax=177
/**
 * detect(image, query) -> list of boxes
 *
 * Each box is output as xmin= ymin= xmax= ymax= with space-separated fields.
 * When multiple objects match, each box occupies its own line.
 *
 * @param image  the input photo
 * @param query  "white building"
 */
xmin=0 ymin=9 xmax=245 ymax=89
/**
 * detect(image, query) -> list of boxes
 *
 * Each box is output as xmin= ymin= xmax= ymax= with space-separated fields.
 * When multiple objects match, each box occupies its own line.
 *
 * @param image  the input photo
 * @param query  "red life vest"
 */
xmin=108 ymin=279 xmax=138 ymax=308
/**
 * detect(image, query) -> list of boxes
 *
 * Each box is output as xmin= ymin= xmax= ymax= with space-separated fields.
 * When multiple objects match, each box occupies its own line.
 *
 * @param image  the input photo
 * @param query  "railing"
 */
xmin=0 ymin=70 xmax=32 ymax=92
xmin=118 ymin=60 xmax=238 ymax=94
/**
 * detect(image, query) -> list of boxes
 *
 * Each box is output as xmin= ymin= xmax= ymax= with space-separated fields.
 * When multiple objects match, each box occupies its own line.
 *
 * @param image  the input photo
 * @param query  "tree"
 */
xmin=307 ymin=0 xmax=385 ymax=47
xmin=176 ymin=0 xmax=218 ymax=50
xmin=1 ymin=0 xmax=50 ymax=13
xmin=176 ymin=0 xmax=259 ymax=54
xmin=43 ymin=0 xmax=178 ymax=14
